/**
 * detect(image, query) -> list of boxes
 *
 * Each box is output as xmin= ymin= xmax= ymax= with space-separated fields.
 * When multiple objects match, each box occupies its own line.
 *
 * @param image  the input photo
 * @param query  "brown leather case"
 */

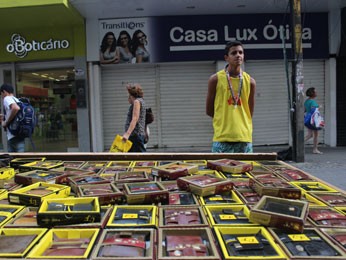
xmin=164 ymin=209 xmax=201 ymax=225
xmin=166 ymin=235 xmax=208 ymax=256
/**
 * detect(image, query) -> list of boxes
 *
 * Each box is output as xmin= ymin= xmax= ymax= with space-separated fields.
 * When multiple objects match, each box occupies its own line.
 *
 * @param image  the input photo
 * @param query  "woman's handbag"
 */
xmin=145 ymin=108 xmax=154 ymax=125
xmin=304 ymin=107 xmax=325 ymax=130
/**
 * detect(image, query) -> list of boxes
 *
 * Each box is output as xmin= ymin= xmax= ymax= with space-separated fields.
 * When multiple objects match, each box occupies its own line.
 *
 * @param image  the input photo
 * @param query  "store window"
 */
xmin=16 ymin=68 xmax=78 ymax=152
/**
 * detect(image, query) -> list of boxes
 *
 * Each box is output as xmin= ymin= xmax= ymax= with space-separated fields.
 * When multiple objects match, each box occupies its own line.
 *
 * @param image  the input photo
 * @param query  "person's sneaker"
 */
xmin=313 ymin=150 xmax=323 ymax=154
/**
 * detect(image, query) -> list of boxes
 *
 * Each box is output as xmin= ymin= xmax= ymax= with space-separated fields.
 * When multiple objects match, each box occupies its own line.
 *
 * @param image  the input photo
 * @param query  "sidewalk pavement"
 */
xmin=255 ymin=145 xmax=346 ymax=190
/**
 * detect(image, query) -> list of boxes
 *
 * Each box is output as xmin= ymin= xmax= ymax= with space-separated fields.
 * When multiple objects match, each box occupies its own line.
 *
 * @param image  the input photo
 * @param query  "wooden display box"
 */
xmin=0 ymin=212 xmax=12 ymax=228
xmin=158 ymin=227 xmax=220 ymax=260
xmin=114 ymin=170 xmax=150 ymax=184
xmin=320 ymin=228 xmax=346 ymax=254
xmin=51 ymin=167 xmax=95 ymax=185
xmin=18 ymin=160 xmax=64 ymax=172
xmin=307 ymin=192 xmax=346 ymax=207
xmin=199 ymin=190 xmax=243 ymax=205
xmin=164 ymin=192 xmax=199 ymax=206
xmin=0 ymin=228 xmax=47 ymax=258
xmin=123 ymin=181 xmax=169 ymax=205
xmin=249 ymin=177 xmax=301 ymax=199
xmin=290 ymin=181 xmax=338 ymax=193
xmin=213 ymin=226 xmax=287 ymax=260
xmin=272 ymin=166 xmax=315 ymax=181
xmin=80 ymin=161 xmax=109 ymax=174
xmin=153 ymin=161 xmax=198 ymax=180
xmin=207 ymin=159 xmax=253 ymax=173
xmin=77 ymin=183 xmax=125 ymax=205
xmin=204 ymin=204 xmax=256 ymax=227
xmin=0 ymin=203 xmax=25 ymax=217
xmin=234 ymin=188 xmax=262 ymax=205
xmin=62 ymin=160 xmax=86 ymax=168
xmin=8 ymin=182 xmax=71 ymax=207
xmin=159 ymin=206 xmax=208 ymax=228
xmin=0 ymin=167 xmax=15 ymax=180
xmin=37 ymin=197 xmax=101 ymax=227
xmin=177 ymin=174 xmax=233 ymax=196
xmin=10 ymin=157 xmax=45 ymax=169
xmin=308 ymin=206 xmax=346 ymax=228
xmin=132 ymin=160 xmax=157 ymax=167
xmin=91 ymin=228 xmax=156 ymax=260
xmin=106 ymin=205 xmax=158 ymax=228
xmin=183 ymin=159 xmax=209 ymax=171
xmin=249 ymin=195 xmax=309 ymax=232
xmin=4 ymin=207 xmax=39 ymax=227
xmin=68 ymin=174 xmax=110 ymax=194
xmin=269 ymin=227 xmax=346 ymax=259
xmin=27 ymin=228 xmax=99 ymax=259
xmin=14 ymin=169 xmax=66 ymax=186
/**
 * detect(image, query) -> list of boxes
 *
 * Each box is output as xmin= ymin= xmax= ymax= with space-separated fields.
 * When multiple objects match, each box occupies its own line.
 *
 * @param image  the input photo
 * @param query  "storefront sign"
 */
xmin=98 ymin=13 xmax=328 ymax=62
xmin=6 ymin=33 xmax=70 ymax=59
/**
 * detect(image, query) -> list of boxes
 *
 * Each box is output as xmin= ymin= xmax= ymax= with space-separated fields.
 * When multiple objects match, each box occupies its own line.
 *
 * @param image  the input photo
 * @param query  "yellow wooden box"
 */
xmin=106 ymin=205 xmax=158 ymax=228
xmin=199 ymin=190 xmax=243 ymax=206
xmin=204 ymin=204 xmax=257 ymax=227
xmin=8 ymin=182 xmax=71 ymax=207
xmin=27 ymin=228 xmax=99 ymax=259
xmin=0 ymin=167 xmax=15 ymax=180
xmin=37 ymin=197 xmax=101 ymax=227
xmin=214 ymin=226 xmax=287 ymax=260
xmin=18 ymin=160 xmax=64 ymax=172
xmin=290 ymin=181 xmax=338 ymax=193
xmin=0 ymin=227 xmax=47 ymax=258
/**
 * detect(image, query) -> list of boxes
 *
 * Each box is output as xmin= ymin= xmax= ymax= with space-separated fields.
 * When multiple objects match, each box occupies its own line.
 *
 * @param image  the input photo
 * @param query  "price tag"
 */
xmin=237 ymin=236 xmax=259 ymax=244
xmin=220 ymin=214 xmax=237 ymax=220
xmin=209 ymin=197 xmax=223 ymax=201
xmin=288 ymin=234 xmax=310 ymax=241
xmin=122 ymin=214 xmax=138 ymax=219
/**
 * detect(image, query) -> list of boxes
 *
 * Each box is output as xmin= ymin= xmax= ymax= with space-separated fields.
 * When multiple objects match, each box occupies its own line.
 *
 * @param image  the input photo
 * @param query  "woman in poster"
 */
xmin=100 ymin=31 xmax=119 ymax=64
xmin=132 ymin=30 xmax=150 ymax=63
xmin=116 ymin=31 xmax=133 ymax=63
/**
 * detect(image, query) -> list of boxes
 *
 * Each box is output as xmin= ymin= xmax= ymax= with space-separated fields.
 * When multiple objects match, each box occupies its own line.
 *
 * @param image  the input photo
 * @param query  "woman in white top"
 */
xmin=100 ymin=32 xmax=119 ymax=64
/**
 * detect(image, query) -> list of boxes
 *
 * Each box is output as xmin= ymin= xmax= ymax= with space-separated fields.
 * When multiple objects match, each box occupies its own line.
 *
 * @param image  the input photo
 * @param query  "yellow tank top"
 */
xmin=213 ymin=69 xmax=253 ymax=142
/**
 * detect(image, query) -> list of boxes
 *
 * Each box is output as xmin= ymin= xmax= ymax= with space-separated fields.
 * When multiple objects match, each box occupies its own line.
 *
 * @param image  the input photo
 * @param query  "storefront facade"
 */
xmin=0 ymin=0 xmax=90 ymax=152
xmin=85 ymin=12 xmax=338 ymax=152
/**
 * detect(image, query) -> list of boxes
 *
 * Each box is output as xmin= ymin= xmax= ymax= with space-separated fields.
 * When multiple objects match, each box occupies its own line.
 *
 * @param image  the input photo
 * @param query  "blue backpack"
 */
xmin=8 ymin=97 xmax=36 ymax=138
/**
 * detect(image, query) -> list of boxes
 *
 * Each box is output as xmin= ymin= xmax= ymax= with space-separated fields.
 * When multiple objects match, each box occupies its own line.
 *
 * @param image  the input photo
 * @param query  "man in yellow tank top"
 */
xmin=206 ymin=41 xmax=256 ymax=153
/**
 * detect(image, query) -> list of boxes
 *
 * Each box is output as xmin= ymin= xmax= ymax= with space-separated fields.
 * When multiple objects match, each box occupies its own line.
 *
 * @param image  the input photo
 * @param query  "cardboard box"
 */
xmin=199 ymin=190 xmax=243 ymax=206
xmin=18 ymin=160 xmax=64 ymax=172
xmin=8 ymin=182 xmax=71 ymax=207
xmin=320 ymin=228 xmax=346 ymax=255
xmin=204 ymin=204 xmax=257 ymax=227
xmin=159 ymin=206 xmax=208 ymax=227
xmin=207 ymin=159 xmax=253 ymax=174
xmin=213 ymin=226 xmax=287 ymax=260
xmin=249 ymin=177 xmax=301 ymax=199
xmin=14 ymin=169 xmax=66 ymax=185
xmin=153 ymin=161 xmax=198 ymax=180
xmin=269 ymin=227 xmax=346 ymax=259
xmin=106 ymin=205 xmax=158 ymax=228
xmin=308 ymin=206 xmax=346 ymax=228
xmin=123 ymin=181 xmax=169 ymax=205
xmin=51 ymin=167 xmax=95 ymax=185
xmin=290 ymin=181 xmax=338 ymax=193
xmin=249 ymin=195 xmax=309 ymax=232
xmin=77 ymin=183 xmax=126 ymax=205
xmin=177 ymin=174 xmax=233 ymax=196
xmin=158 ymin=227 xmax=220 ymax=260
xmin=27 ymin=228 xmax=99 ymax=259
xmin=37 ymin=197 xmax=101 ymax=227
xmin=10 ymin=157 xmax=45 ymax=169
xmin=91 ymin=228 xmax=156 ymax=260
xmin=0 ymin=228 xmax=47 ymax=258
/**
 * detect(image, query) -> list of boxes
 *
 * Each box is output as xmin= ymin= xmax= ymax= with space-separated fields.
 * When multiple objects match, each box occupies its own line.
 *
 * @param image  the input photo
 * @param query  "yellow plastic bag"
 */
xmin=109 ymin=135 xmax=133 ymax=152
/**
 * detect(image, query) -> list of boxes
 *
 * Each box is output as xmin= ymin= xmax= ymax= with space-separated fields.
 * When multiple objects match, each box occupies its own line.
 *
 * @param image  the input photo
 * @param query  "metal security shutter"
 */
xmin=101 ymin=64 xmax=158 ymax=150
xmin=302 ymin=60 xmax=325 ymax=144
xmin=245 ymin=61 xmax=290 ymax=145
xmin=159 ymin=62 xmax=214 ymax=148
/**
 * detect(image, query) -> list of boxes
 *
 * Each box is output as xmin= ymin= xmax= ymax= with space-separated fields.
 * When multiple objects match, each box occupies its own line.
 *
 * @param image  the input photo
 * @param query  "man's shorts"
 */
xmin=212 ymin=142 xmax=253 ymax=153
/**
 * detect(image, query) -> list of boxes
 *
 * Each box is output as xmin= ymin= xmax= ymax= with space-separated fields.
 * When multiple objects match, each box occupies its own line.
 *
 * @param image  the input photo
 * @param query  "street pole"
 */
xmin=290 ymin=0 xmax=305 ymax=162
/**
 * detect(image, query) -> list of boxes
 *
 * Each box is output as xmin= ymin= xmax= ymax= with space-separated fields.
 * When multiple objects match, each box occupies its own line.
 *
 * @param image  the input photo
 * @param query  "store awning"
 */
xmin=0 ymin=0 xmax=84 ymax=30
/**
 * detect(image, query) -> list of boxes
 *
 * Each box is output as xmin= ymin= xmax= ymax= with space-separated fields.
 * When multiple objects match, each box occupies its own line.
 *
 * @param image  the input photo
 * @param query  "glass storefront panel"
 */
xmin=16 ymin=68 xmax=78 ymax=152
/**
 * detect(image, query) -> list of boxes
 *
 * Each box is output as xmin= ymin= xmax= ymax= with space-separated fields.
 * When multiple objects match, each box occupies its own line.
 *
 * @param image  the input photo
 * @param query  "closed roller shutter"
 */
xmin=101 ymin=64 xmax=158 ymax=150
xmin=246 ymin=60 xmax=325 ymax=146
xmin=246 ymin=60 xmax=290 ymax=145
xmin=159 ymin=62 xmax=214 ymax=148
xmin=302 ymin=60 xmax=325 ymax=144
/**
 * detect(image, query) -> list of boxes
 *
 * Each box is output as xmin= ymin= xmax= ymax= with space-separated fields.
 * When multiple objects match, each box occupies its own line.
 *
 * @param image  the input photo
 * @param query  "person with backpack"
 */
xmin=0 ymin=83 xmax=25 ymax=152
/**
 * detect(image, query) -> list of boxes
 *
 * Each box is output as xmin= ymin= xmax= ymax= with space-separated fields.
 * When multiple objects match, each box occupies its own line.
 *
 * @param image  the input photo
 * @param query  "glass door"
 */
xmin=16 ymin=67 xmax=78 ymax=152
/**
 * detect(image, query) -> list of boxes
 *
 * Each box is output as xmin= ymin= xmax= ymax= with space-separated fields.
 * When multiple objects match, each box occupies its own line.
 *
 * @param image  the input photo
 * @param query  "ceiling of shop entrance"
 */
xmin=70 ymin=0 xmax=346 ymax=19
xmin=18 ymin=69 xmax=74 ymax=83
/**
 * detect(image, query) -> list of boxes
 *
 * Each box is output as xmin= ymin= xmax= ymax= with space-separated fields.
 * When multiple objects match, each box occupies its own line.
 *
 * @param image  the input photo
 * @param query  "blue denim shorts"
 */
xmin=212 ymin=142 xmax=253 ymax=153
